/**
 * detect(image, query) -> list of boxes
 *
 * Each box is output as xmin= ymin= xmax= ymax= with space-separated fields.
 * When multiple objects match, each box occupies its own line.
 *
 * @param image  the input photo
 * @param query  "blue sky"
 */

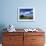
xmin=20 ymin=9 xmax=33 ymax=16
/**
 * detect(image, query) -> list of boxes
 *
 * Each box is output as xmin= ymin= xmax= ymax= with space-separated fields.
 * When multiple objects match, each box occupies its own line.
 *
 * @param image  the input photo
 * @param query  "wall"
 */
xmin=0 ymin=0 xmax=46 ymax=30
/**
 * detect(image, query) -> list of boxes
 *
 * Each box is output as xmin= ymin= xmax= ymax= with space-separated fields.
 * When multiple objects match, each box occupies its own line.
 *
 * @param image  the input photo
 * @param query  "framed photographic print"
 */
xmin=17 ymin=7 xmax=35 ymax=21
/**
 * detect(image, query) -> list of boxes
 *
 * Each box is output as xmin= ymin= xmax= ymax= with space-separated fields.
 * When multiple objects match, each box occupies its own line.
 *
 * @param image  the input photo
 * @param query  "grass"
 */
xmin=19 ymin=15 xmax=33 ymax=19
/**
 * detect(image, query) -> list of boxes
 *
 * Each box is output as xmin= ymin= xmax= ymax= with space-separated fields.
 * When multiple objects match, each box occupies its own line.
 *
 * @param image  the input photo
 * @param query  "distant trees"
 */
xmin=19 ymin=15 xmax=33 ymax=19
xmin=20 ymin=15 xmax=24 ymax=19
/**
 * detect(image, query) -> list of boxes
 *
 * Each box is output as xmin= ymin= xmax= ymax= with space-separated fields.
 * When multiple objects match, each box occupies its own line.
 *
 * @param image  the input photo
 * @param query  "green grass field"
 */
xmin=19 ymin=15 xmax=33 ymax=19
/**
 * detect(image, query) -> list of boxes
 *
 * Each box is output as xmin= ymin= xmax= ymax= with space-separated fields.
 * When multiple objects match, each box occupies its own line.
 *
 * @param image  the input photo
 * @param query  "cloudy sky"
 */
xmin=20 ymin=9 xmax=33 ymax=16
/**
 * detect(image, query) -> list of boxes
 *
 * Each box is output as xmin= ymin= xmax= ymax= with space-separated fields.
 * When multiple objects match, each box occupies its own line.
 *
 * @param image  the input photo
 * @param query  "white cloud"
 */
xmin=20 ymin=11 xmax=31 ymax=16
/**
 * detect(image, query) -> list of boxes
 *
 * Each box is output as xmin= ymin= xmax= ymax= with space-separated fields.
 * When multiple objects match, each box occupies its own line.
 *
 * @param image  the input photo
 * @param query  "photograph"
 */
xmin=18 ymin=7 xmax=35 ymax=21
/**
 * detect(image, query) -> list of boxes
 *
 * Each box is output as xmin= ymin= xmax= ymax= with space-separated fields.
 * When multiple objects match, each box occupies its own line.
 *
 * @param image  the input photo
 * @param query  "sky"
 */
xmin=20 ymin=9 xmax=33 ymax=16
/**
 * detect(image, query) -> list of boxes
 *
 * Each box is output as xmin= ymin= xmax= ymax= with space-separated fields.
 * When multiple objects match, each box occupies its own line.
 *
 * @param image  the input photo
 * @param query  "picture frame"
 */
xmin=17 ymin=7 xmax=35 ymax=21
